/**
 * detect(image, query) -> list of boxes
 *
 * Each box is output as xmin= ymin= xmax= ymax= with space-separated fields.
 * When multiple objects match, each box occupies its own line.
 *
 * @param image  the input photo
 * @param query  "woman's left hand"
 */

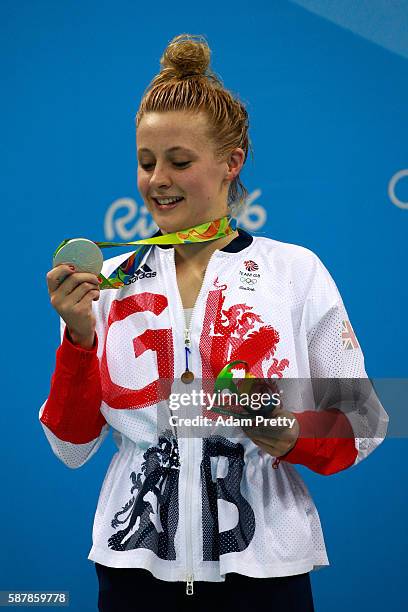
xmin=234 ymin=378 xmax=300 ymax=457
xmin=241 ymin=407 xmax=300 ymax=457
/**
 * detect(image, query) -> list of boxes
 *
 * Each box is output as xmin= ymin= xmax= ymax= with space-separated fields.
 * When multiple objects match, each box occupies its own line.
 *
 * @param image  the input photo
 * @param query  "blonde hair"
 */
xmin=135 ymin=34 xmax=253 ymax=214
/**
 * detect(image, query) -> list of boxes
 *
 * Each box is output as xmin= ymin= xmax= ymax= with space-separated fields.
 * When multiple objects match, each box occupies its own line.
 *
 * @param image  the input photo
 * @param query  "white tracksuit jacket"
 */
xmin=39 ymin=229 xmax=388 ymax=584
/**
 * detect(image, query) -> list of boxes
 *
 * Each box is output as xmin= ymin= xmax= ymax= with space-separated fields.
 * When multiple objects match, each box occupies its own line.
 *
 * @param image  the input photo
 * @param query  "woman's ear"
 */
xmin=225 ymin=148 xmax=245 ymax=181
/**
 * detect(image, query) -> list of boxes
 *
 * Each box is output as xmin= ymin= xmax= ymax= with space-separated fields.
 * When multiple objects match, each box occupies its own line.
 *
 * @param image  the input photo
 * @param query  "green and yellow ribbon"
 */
xmin=54 ymin=215 xmax=237 ymax=290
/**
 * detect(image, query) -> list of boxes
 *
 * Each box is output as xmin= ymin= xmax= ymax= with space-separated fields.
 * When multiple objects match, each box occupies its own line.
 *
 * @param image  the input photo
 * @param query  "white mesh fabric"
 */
xmin=303 ymin=256 xmax=388 ymax=464
xmin=40 ymin=235 xmax=388 ymax=581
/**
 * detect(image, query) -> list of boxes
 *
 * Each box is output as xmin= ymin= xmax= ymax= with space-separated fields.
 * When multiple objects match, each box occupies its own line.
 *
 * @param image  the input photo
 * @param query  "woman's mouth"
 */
xmin=152 ymin=196 xmax=185 ymax=210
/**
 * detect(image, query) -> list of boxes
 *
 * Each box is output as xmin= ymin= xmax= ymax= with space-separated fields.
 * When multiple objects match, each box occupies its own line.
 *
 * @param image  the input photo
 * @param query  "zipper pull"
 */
xmin=186 ymin=575 xmax=194 ymax=595
xmin=181 ymin=328 xmax=195 ymax=384
xmin=272 ymin=457 xmax=280 ymax=469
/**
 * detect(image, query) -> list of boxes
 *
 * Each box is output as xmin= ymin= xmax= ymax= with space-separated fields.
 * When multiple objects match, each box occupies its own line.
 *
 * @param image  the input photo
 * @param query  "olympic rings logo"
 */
xmin=242 ymin=277 xmax=257 ymax=285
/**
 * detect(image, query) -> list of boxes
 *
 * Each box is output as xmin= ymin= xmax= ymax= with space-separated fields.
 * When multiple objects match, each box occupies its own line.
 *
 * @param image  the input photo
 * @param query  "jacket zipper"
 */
xmin=171 ymin=265 xmax=198 ymax=595
xmin=185 ymin=431 xmax=194 ymax=594
xmin=170 ymin=251 xmax=217 ymax=595
xmin=183 ymin=312 xmax=197 ymax=595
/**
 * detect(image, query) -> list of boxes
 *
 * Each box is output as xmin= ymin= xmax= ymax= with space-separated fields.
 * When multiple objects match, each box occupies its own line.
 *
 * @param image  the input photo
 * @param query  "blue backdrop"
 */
xmin=1 ymin=1 xmax=407 ymax=610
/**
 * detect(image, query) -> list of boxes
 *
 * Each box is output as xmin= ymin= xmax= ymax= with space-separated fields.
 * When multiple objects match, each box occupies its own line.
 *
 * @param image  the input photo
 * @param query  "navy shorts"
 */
xmin=95 ymin=563 xmax=315 ymax=612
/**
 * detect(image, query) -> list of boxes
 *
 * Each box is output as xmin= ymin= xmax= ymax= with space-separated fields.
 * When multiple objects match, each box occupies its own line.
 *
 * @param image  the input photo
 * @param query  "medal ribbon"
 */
xmin=54 ymin=215 xmax=237 ymax=290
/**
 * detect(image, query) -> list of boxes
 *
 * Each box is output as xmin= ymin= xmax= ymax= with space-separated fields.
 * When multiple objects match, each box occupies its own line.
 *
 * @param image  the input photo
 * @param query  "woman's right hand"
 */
xmin=46 ymin=264 xmax=101 ymax=349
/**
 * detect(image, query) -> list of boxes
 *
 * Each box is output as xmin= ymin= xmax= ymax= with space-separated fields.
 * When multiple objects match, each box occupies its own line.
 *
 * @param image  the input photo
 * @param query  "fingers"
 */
xmin=235 ymin=378 xmax=283 ymax=415
xmin=80 ymin=288 xmax=101 ymax=304
xmin=243 ymin=420 xmax=292 ymax=441
xmin=244 ymin=431 xmax=287 ymax=457
xmin=47 ymin=265 xmax=100 ymax=298
xmin=47 ymin=264 xmax=101 ymax=331
xmin=241 ymin=409 xmax=293 ymax=439
xmin=46 ymin=264 xmax=100 ymax=344
xmin=242 ymin=408 xmax=300 ymax=457
xmin=64 ymin=281 xmax=100 ymax=306
xmin=46 ymin=264 xmax=76 ymax=294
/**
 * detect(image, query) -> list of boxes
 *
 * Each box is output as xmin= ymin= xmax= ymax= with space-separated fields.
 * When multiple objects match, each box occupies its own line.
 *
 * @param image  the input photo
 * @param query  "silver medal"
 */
xmin=53 ymin=238 xmax=104 ymax=275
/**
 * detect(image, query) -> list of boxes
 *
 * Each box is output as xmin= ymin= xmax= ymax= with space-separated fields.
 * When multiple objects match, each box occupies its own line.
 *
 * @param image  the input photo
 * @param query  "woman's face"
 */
xmin=136 ymin=110 xmax=240 ymax=233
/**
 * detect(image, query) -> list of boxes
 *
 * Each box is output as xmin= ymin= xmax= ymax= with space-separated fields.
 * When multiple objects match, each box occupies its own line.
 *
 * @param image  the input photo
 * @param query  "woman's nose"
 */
xmin=149 ymin=164 xmax=172 ymax=189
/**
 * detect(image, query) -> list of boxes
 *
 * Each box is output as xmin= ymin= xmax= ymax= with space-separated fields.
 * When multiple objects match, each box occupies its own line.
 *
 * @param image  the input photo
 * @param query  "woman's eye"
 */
xmin=173 ymin=161 xmax=190 ymax=168
xmin=140 ymin=161 xmax=190 ymax=170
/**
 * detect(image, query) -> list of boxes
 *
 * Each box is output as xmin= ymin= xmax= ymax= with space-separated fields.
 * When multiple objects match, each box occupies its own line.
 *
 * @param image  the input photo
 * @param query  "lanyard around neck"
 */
xmin=53 ymin=215 xmax=237 ymax=290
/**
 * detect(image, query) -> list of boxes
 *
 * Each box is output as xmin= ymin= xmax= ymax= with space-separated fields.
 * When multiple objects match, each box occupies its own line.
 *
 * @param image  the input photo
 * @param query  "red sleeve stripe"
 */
xmin=40 ymin=328 xmax=107 ymax=444
xmin=280 ymin=409 xmax=358 ymax=475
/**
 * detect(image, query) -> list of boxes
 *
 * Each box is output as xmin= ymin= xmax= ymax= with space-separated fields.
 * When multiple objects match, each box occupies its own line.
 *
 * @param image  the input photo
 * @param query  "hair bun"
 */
xmin=160 ymin=33 xmax=211 ymax=78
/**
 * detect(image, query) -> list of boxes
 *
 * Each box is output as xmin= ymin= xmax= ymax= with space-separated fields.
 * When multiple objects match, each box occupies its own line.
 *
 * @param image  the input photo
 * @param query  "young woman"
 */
xmin=40 ymin=34 xmax=388 ymax=612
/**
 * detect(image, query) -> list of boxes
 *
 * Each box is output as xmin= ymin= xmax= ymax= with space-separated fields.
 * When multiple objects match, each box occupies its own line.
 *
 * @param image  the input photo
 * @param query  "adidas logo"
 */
xmin=124 ymin=263 xmax=157 ymax=285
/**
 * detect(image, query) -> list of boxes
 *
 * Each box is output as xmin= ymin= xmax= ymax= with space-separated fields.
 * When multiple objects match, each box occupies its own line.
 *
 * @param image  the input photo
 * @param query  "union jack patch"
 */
xmin=341 ymin=320 xmax=359 ymax=350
